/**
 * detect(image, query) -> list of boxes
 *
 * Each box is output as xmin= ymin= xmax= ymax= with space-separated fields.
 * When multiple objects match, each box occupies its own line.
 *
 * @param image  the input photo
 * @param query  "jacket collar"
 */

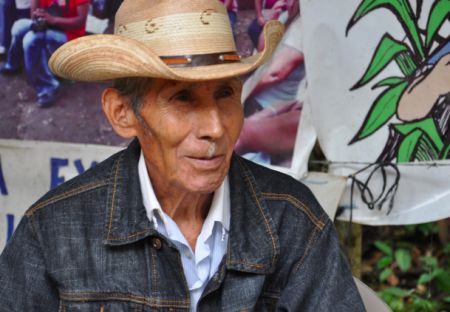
xmin=103 ymin=139 xmax=157 ymax=245
xmin=103 ymin=140 xmax=279 ymax=274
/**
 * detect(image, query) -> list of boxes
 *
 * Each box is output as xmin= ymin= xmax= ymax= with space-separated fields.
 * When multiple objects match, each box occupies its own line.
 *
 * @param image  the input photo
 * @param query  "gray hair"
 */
xmin=112 ymin=77 xmax=153 ymax=115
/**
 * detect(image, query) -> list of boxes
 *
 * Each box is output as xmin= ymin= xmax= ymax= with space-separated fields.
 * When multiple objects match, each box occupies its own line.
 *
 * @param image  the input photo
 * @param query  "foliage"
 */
xmin=347 ymin=0 xmax=450 ymax=162
xmin=350 ymin=81 xmax=409 ymax=143
xmin=363 ymin=222 xmax=450 ymax=311
xmin=393 ymin=118 xmax=448 ymax=162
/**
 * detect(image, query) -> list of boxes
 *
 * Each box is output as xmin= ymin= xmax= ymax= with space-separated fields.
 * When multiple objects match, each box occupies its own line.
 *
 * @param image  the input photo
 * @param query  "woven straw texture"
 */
xmin=49 ymin=0 xmax=284 ymax=81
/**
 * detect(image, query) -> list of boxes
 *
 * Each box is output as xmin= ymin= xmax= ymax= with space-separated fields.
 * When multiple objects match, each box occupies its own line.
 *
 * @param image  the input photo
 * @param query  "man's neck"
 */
xmin=152 ymin=180 xmax=213 ymax=251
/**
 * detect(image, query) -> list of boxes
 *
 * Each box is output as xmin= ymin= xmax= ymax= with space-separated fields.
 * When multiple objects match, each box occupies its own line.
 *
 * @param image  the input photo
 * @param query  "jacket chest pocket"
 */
xmin=60 ymin=301 xmax=143 ymax=312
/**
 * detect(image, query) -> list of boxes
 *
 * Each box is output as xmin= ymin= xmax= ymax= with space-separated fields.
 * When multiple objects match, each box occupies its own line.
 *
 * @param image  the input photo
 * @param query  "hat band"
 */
xmin=160 ymin=52 xmax=241 ymax=67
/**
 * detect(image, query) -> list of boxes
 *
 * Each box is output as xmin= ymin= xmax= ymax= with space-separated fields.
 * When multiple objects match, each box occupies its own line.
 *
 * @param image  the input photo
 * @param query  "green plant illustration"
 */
xmin=346 ymin=0 xmax=450 ymax=162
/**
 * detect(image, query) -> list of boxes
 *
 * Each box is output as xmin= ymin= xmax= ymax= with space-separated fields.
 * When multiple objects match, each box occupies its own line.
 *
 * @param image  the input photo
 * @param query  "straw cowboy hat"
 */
xmin=49 ymin=0 xmax=284 ymax=82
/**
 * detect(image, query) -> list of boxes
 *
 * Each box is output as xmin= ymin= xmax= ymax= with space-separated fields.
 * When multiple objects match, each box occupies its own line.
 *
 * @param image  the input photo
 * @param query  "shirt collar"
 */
xmin=138 ymin=151 xmax=230 ymax=232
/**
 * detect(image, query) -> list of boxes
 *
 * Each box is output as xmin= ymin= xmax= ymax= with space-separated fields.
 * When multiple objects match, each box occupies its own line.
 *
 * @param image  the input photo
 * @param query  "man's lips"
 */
xmin=185 ymin=154 xmax=225 ymax=169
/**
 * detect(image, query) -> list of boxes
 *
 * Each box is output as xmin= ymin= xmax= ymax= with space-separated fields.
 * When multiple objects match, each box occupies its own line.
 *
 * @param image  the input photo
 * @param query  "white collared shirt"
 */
xmin=138 ymin=152 xmax=230 ymax=311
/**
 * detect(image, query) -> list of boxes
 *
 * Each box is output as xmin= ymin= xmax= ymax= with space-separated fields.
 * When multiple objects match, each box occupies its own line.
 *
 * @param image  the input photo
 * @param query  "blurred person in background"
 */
xmin=0 ymin=0 xmax=89 ymax=107
xmin=0 ymin=0 xmax=30 ymax=55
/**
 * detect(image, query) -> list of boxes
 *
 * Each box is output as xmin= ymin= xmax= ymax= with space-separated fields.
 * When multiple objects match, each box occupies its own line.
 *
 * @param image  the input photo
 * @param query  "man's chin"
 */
xmin=183 ymin=174 xmax=226 ymax=194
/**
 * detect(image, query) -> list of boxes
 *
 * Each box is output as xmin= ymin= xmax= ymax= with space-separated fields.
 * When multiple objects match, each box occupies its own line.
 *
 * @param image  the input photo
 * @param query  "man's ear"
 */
xmin=102 ymin=88 xmax=138 ymax=138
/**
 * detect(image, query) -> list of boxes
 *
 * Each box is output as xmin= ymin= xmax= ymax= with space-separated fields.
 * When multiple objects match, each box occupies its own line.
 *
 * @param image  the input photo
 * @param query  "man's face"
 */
xmin=134 ymin=78 xmax=243 ymax=194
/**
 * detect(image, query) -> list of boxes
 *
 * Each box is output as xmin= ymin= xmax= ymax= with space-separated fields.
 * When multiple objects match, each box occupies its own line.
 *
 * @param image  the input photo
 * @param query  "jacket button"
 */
xmin=151 ymin=237 xmax=162 ymax=250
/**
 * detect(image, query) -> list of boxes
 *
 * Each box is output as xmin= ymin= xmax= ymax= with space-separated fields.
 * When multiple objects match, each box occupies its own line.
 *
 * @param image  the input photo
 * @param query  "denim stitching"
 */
xmin=293 ymin=227 xmax=318 ymax=273
xmin=61 ymin=292 xmax=187 ymax=303
xmin=134 ymin=303 xmax=142 ymax=312
xmin=27 ymin=213 xmax=38 ymax=239
xmin=25 ymin=181 xmax=109 ymax=217
xmin=105 ymin=230 xmax=151 ymax=241
xmin=60 ymin=292 xmax=190 ymax=305
xmin=236 ymin=157 xmax=278 ymax=268
xmin=62 ymin=298 xmax=189 ymax=309
xmin=292 ymin=220 xmax=329 ymax=273
xmin=226 ymin=260 xmax=265 ymax=269
xmin=106 ymin=153 xmax=124 ymax=240
xmin=261 ymin=290 xmax=280 ymax=299
xmin=261 ymin=193 xmax=325 ymax=230
xmin=150 ymin=246 xmax=158 ymax=296
xmin=174 ymin=248 xmax=191 ymax=298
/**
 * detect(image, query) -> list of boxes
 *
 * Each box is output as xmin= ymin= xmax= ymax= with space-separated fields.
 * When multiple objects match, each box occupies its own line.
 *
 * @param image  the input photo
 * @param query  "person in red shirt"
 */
xmin=0 ymin=0 xmax=89 ymax=107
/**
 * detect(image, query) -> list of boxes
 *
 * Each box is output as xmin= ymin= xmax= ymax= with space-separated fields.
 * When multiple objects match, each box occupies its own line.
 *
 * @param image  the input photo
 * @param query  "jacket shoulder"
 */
xmin=234 ymin=156 xmax=329 ymax=230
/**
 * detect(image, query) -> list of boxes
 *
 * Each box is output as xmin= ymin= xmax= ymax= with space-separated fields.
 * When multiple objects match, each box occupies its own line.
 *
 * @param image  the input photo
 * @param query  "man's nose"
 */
xmin=196 ymin=101 xmax=225 ymax=140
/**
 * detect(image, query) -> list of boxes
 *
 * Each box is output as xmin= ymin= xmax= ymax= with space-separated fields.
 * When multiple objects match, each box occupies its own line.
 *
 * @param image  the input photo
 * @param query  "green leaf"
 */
xmin=435 ymin=270 xmax=450 ymax=292
xmin=393 ymin=118 xmax=444 ymax=151
xmin=417 ymin=222 xmax=439 ymax=236
xmin=420 ymin=256 xmax=438 ymax=269
xmin=418 ymin=134 xmax=440 ymax=160
xmin=380 ymin=287 xmax=412 ymax=298
xmin=418 ymin=273 xmax=433 ymax=284
xmin=346 ymin=0 xmax=424 ymax=59
xmin=425 ymin=0 xmax=450 ymax=48
xmin=444 ymin=296 xmax=450 ymax=303
xmin=397 ymin=129 xmax=423 ymax=162
xmin=411 ymin=297 xmax=436 ymax=311
xmin=373 ymin=76 xmax=405 ymax=88
xmin=352 ymin=34 xmax=410 ymax=89
xmin=350 ymin=81 xmax=408 ymax=143
xmin=395 ymin=248 xmax=411 ymax=272
xmin=375 ymin=240 xmax=393 ymax=255
xmin=377 ymin=255 xmax=394 ymax=269
xmin=443 ymin=243 xmax=450 ymax=254
xmin=380 ymin=268 xmax=393 ymax=281
xmin=441 ymin=143 xmax=450 ymax=159
xmin=395 ymin=50 xmax=417 ymax=76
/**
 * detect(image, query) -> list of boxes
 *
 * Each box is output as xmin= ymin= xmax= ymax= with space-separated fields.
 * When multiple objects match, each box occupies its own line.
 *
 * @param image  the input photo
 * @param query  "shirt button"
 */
xmin=151 ymin=237 xmax=162 ymax=250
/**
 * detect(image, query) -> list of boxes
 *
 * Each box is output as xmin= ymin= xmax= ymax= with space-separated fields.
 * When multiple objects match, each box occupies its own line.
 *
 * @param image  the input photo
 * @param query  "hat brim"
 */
xmin=49 ymin=21 xmax=284 ymax=82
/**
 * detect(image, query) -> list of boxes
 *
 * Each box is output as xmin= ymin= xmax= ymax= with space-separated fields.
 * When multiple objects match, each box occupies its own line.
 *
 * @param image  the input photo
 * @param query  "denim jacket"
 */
xmin=0 ymin=140 xmax=364 ymax=311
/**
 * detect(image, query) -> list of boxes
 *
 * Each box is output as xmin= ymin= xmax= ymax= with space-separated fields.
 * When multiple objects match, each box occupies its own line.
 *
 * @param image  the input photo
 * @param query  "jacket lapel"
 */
xmin=226 ymin=155 xmax=280 ymax=274
xmin=103 ymin=139 xmax=157 ymax=246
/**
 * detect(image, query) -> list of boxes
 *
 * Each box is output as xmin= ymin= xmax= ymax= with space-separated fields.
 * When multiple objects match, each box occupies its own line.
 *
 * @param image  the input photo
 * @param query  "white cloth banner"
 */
xmin=302 ymin=0 xmax=450 ymax=224
xmin=0 ymin=139 xmax=120 ymax=249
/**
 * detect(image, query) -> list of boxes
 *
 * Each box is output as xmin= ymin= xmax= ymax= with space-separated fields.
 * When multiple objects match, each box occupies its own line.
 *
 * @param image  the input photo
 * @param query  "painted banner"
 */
xmin=302 ymin=0 xmax=450 ymax=224
xmin=0 ymin=139 xmax=120 ymax=250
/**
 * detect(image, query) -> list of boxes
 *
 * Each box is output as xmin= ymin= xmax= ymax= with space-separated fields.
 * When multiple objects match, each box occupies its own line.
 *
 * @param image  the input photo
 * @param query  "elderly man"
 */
xmin=0 ymin=0 xmax=364 ymax=311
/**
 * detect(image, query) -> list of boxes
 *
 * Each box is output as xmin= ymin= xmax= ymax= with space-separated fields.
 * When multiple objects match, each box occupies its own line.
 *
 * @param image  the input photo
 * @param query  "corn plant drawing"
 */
xmin=346 ymin=0 xmax=450 ymax=162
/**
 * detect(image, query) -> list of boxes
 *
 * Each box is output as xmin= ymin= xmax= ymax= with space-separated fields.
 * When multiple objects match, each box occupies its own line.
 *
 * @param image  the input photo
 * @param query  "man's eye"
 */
xmin=215 ymin=87 xmax=234 ymax=99
xmin=173 ymin=90 xmax=192 ymax=102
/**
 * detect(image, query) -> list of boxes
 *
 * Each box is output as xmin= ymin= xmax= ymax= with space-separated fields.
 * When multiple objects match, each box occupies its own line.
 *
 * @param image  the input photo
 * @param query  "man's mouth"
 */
xmin=186 ymin=154 xmax=225 ymax=169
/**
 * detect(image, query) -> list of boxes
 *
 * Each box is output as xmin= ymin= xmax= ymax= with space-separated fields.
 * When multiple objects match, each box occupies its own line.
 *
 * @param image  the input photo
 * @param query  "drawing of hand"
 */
xmin=397 ymin=53 xmax=450 ymax=121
